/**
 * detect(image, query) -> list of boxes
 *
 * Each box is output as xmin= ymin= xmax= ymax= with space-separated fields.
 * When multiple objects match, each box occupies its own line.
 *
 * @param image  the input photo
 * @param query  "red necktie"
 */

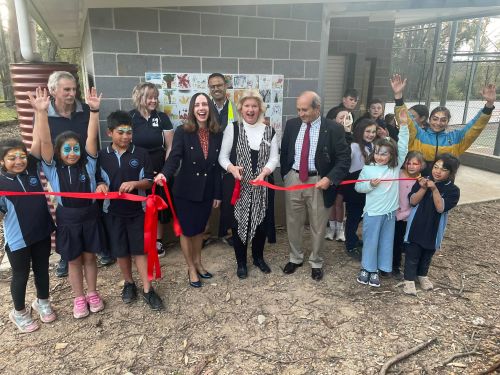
xmin=299 ymin=122 xmax=311 ymax=182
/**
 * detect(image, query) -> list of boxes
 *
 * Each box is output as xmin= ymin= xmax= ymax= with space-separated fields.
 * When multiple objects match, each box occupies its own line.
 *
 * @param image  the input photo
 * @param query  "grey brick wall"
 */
xmin=85 ymin=3 xmax=324 ymax=137
xmin=328 ymin=17 xmax=395 ymax=115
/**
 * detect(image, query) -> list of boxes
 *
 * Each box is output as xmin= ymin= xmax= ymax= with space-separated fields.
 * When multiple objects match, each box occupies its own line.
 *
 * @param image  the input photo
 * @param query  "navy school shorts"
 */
xmin=102 ymin=213 xmax=145 ymax=258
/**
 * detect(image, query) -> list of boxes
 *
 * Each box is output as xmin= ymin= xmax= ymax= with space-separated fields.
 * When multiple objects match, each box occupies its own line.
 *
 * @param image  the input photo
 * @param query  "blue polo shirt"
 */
xmin=98 ymin=144 xmax=153 ymax=217
xmin=47 ymin=99 xmax=90 ymax=145
xmin=0 ymin=156 xmax=55 ymax=251
xmin=41 ymin=154 xmax=98 ymax=208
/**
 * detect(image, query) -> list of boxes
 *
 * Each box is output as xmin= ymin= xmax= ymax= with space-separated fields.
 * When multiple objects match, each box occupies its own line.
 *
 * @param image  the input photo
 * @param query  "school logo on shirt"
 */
xmin=79 ymin=174 xmax=87 ymax=182
xmin=129 ymin=159 xmax=139 ymax=168
xmin=151 ymin=118 xmax=159 ymax=127
xmin=28 ymin=176 xmax=38 ymax=186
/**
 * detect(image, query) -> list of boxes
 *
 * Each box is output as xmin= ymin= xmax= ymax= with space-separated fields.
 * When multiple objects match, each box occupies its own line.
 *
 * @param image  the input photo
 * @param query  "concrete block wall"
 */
xmin=328 ymin=17 xmax=395 ymax=113
xmin=82 ymin=4 xmax=324 ymax=139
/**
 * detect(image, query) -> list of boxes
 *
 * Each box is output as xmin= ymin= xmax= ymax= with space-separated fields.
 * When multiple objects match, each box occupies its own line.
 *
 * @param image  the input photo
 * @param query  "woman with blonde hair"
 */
xmin=130 ymin=82 xmax=174 ymax=257
xmin=218 ymin=89 xmax=279 ymax=279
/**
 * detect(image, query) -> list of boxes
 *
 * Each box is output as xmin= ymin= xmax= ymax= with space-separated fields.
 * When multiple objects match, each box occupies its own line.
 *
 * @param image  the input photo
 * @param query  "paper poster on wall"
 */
xmin=145 ymin=72 xmax=284 ymax=141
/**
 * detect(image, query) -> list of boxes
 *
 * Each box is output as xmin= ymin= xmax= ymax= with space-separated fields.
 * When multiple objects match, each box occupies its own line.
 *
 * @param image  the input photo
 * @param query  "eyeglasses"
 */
xmin=208 ymin=84 xmax=225 ymax=90
xmin=375 ymin=150 xmax=390 ymax=156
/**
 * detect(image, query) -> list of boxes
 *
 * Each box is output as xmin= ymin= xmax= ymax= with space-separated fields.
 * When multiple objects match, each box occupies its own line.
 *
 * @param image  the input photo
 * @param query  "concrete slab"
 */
xmin=455 ymin=165 xmax=500 ymax=205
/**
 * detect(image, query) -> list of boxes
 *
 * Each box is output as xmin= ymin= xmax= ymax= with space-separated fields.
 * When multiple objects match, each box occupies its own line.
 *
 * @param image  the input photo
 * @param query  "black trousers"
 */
xmin=404 ymin=242 xmax=435 ymax=281
xmin=345 ymin=201 xmax=364 ymax=251
xmin=393 ymin=220 xmax=407 ymax=271
xmin=232 ymin=221 xmax=267 ymax=267
xmin=5 ymin=237 xmax=51 ymax=311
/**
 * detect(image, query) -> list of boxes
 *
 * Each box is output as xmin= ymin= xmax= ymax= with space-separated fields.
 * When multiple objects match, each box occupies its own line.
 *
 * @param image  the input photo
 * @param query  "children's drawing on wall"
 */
xmin=224 ymin=75 xmax=234 ymax=89
xmin=176 ymin=74 xmax=191 ymax=90
xmin=260 ymin=89 xmax=272 ymax=103
xmin=233 ymin=75 xmax=247 ymax=89
xmin=146 ymin=72 xmax=284 ymax=129
xmin=162 ymin=74 xmax=176 ymax=89
xmin=272 ymin=90 xmax=283 ymax=103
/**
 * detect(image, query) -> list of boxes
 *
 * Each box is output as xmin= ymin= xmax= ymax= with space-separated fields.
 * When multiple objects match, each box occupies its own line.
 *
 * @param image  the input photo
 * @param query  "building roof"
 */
xmin=28 ymin=0 xmax=500 ymax=48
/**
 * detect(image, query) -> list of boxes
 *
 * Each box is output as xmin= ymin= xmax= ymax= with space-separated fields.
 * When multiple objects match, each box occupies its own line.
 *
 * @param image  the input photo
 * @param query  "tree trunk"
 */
xmin=0 ymin=13 xmax=14 ymax=102
xmin=7 ymin=0 xmax=22 ymax=62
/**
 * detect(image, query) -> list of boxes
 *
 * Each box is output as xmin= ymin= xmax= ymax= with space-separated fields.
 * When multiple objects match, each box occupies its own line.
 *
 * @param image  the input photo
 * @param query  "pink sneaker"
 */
xmin=86 ymin=292 xmax=104 ymax=313
xmin=31 ymin=299 xmax=57 ymax=323
xmin=73 ymin=296 xmax=89 ymax=319
xmin=9 ymin=309 xmax=39 ymax=333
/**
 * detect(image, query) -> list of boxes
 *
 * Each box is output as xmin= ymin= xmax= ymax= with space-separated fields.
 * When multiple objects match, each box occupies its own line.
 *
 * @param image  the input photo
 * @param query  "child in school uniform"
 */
xmin=403 ymin=154 xmax=460 ymax=295
xmin=391 ymin=151 xmax=426 ymax=279
xmin=354 ymin=111 xmax=409 ymax=287
xmin=29 ymin=87 xmax=106 ymax=319
xmin=342 ymin=119 xmax=377 ymax=259
xmin=0 ymin=136 xmax=56 ymax=333
xmin=98 ymin=110 xmax=164 ymax=311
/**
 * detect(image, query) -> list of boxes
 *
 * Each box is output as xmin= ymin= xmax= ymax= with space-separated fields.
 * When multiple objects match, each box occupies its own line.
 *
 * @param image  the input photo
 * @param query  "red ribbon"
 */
xmin=230 ymin=179 xmax=241 ymax=206
xmin=159 ymin=179 xmax=182 ymax=237
xmin=248 ymin=177 xmax=417 ymax=191
xmin=144 ymin=184 xmax=168 ymax=280
xmin=231 ymin=178 xmax=416 ymax=203
xmin=0 ymin=183 xmax=181 ymax=281
xmin=0 ymin=190 xmax=147 ymax=201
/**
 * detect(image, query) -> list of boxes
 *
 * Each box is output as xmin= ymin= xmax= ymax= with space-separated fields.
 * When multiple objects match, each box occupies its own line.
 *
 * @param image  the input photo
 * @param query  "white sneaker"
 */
xmin=418 ymin=276 xmax=433 ymax=290
xmin=325 ymin=227 xmax=335 ymax=241
xmin=335 ymin=222 xmax=345 ymax=242
xmin=403 ymin=280 xmax=417 ymax=295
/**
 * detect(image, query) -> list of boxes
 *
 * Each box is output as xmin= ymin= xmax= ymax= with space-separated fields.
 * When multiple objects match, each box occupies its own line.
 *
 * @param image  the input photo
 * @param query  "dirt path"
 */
xmin=0 ymin=200 xmax=499 ymax=375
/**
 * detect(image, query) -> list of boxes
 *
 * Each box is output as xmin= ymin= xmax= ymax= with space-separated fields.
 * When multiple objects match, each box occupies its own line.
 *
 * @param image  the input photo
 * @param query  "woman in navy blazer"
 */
xmin=155 ymin=93 xmax=222 ymax=288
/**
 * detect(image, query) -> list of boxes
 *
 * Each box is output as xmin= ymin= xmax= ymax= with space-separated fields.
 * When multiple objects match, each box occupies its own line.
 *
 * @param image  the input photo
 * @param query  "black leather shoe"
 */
xmin=311 ymin=268 xmax=323 ymax=281
xmin=253 ymin=259 xmax=271 ymax=274
xmin=197 ymin=271 xmax=213 ymax=279
xmin=188 ymin=272 xmax=202 ymax=288
xmin=283 ymin=262 xmax=303 ymax=274
xmin=236 ymin=265 xmax=248 ymax=279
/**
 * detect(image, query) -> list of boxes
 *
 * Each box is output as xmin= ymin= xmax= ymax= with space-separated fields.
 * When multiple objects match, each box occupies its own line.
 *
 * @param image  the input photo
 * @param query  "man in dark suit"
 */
xmin=280 ymin=91 xmax=351 ymax=280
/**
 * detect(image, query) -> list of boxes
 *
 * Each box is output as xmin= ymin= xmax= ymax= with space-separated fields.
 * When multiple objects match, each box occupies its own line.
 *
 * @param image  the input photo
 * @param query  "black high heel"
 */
xmin=197 ymin=271 xmax=213 ymax=279
xmin=188 ymin=271 xmax=202 ymax=288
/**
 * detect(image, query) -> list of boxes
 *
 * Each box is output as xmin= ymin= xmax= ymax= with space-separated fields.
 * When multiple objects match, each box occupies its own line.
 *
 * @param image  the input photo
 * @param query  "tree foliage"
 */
xmin=391 ymin=18 xmax=495 ymax=102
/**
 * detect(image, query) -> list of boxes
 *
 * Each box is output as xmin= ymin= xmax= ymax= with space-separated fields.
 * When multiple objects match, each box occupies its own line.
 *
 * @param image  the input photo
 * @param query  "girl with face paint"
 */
xmin=354 ymin=110 xmax=410 ymax=288
xmin=391 ymin=151 xmax=426 ymax=280
xmin=0 ymin=136 xmax=56 ymax=333
xmin=29 ymin=86 xmax=106 ymax=320
xmin=340 ymin=119 xmax=378 ymax=259
xmin=402 ymin=154 xmax=460 ymax=295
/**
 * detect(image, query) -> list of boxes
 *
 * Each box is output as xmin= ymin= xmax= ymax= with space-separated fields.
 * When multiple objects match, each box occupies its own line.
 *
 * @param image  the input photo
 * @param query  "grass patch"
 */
xmin=0 ymin=106 xmax=18 ymax=122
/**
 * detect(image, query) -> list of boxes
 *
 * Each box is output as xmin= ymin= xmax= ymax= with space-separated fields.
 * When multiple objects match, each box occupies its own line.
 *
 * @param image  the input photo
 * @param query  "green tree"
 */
xmin=392 ymin=18 xmax=492 ymax=102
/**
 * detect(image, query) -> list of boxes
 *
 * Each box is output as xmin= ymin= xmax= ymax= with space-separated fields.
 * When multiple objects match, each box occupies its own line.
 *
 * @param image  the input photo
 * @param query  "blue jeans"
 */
xmin=361 ymin=212 xmax=396 ymax=273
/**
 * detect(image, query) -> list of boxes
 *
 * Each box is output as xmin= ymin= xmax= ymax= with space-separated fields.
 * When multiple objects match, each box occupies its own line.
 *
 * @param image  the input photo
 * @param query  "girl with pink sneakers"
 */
xmin=29 ymin=87 xmax=106 ymax=319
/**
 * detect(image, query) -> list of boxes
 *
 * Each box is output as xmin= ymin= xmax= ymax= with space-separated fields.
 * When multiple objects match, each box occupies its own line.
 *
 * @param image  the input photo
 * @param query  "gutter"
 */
xmin=14 ymin=0 xmax=42 ymax=62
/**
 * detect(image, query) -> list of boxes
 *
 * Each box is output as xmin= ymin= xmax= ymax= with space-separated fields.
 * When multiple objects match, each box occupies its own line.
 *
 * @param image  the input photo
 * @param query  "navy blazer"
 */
xmin=162 ymin=126 xmax=222 ymax=202
xmin=280 ymin=116 xmax=351 ymax=208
